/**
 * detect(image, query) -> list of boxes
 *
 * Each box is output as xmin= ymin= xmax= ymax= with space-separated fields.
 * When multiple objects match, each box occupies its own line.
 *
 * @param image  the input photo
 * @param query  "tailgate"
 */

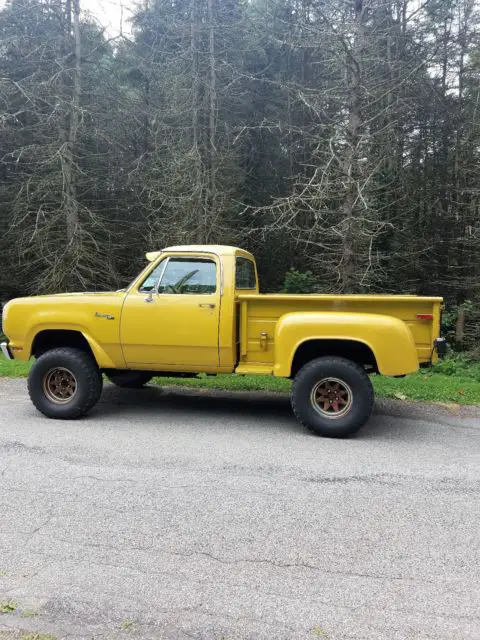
xmin=409 ymin=299 xmax=443 ymax=364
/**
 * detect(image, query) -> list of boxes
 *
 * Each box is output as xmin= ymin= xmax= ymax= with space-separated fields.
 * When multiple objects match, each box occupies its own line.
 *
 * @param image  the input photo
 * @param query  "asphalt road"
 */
xmin=0 ymin=378 xmax=479 ymax=640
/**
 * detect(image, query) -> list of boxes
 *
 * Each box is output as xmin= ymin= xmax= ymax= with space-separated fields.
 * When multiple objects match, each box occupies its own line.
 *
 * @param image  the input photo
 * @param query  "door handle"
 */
xmin=199 ymin=303 xmax=216 ymax=309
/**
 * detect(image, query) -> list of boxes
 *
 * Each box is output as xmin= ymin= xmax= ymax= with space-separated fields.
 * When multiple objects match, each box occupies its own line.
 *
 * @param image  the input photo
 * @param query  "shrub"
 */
xmin=282 ymin=268 xmax=320 ymax=293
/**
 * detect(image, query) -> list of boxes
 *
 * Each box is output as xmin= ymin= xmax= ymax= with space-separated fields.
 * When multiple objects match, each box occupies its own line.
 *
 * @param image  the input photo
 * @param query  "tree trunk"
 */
xmin=191 ymin=0 xmax=204 ymax=242
xmin=207 ymin=0 xmax=217 ymax=239
xmin=456 ymin=307 xmax=466 ymax=345
xmin=64 ymin=0 xmax=81 ymax=243
xmin=340 ymin=0 xmax=365 ymax=292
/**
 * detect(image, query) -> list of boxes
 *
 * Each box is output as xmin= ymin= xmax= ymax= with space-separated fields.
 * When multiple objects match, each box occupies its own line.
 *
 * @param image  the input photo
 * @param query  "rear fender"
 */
xmin=274 ymin=312 xmax=418 ymax=377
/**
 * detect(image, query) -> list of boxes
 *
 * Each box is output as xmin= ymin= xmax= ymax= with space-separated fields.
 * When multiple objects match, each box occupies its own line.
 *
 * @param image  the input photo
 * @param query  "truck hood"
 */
xmin=11 ymin=291 xmax=124 ymax=300
xmin=2 ymin=291 xmax=125 ymax=310
xmin=2 ymin=291 xmax=126 ymax=344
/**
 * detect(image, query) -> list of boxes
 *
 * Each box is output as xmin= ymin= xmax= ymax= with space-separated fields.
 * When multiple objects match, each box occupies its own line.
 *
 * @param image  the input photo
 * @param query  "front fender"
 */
xmin=274 ymin=312 xmax=418 ymax=377
xmin=3 ymin=295 xmax=125 ymax=368
xmin=23 ymin=323 xmax=119 ymax=369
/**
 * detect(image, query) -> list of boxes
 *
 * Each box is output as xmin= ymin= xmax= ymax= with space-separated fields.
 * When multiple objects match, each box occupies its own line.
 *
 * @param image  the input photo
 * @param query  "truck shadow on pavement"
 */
xmin=99 ymin=382 xmax=294 ymax=421
xmin=93 ymin=383 xmax=425 ymax=440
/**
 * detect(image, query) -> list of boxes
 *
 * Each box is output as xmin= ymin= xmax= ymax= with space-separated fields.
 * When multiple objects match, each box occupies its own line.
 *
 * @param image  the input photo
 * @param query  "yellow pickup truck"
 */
xmin=1 ymin=245 xmax=445 ymax=437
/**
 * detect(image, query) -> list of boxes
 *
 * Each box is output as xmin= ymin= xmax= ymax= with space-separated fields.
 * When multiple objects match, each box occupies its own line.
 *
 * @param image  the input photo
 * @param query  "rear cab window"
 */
xmin=235 ymin=257 xmax=257 ymax=290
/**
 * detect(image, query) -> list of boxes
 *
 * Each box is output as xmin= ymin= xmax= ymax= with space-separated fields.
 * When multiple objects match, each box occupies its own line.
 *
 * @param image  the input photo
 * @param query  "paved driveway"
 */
xmin=0 ymin=378 xmax=479 ymax=640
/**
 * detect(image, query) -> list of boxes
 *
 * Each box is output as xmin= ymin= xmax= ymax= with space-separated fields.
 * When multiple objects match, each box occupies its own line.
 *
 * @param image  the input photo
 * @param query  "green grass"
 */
xmin=373 ymin=370 xmax=480 ymax=404
xmin=0 ymin=356 xmax=30 ymax=377
xmin=1 ymin=354 xmax=480 ymax=405
xmin=0 ymin=600 xmax=17 ymax=614
xmin=121 ymin=619 xmax=135 ymax=631
xmin=154 ymin=372 xmax=292 ymax=393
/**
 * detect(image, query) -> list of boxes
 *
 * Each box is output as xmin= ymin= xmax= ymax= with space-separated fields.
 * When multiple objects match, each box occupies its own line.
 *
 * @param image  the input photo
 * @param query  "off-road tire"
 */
xmin=28 ymin=347 xmax=103 ymax=419
xmin=291 ymin=356 xmax=374 ymax=438
xmin=107 ymin=371 xmax=153 ymax=388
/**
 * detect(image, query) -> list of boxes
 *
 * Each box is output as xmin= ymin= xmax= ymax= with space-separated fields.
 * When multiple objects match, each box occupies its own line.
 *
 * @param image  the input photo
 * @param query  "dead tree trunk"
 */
xmin=63 ymin=0 xmax=81 ymax=243
xmin=340 ymin=0 xmax=365 ymax=292
xmin=456 ymin=307 xmax=466 ymax=345
xmin=191 ymin=0 xmax=204 ymax=243
xmin=206 ymin=0 xmax=217 ymax=240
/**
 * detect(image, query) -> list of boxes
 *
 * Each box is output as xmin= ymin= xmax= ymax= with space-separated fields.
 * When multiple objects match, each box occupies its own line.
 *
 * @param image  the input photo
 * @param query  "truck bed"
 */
xmin=236 ymin=294 xmax=443 ymax=374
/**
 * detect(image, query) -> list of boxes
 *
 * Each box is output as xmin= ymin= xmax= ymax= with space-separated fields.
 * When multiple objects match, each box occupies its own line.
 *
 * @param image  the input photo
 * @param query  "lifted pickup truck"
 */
xmin=1 ymin=245 xmax=445 ymax=437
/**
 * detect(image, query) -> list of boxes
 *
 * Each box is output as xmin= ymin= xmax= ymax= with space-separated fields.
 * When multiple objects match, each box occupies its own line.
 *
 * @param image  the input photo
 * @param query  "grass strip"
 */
xmin=1 ymin=354 xmax=479 ymax=404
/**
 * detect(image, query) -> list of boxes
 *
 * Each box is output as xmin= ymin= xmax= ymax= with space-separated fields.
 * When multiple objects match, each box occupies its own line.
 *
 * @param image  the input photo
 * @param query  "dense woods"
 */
xmin=1 ymin=0 xmax=480 ymax=350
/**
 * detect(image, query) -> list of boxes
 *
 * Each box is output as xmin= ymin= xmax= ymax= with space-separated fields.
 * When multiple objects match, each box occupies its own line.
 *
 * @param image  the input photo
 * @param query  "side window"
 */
xmin=139 ymin=262 xmax=166 ymax=293
xmin=158 ymin=258 xmax=217 ymax=295
xmin=236 ymin=257 xmax=257 ymax=290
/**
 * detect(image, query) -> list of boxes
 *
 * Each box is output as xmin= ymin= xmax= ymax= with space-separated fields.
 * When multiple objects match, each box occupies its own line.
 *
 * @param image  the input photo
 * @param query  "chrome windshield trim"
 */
xmin=154 ymin=257 xmax=170 ymax=294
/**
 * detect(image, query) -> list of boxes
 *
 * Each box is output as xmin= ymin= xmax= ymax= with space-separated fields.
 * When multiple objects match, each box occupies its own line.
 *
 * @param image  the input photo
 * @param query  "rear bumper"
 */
xmin=434 ymin=337 xmax=447 ymax=359
xmin=420 ymin=338 xmax=447 ymax=368
xmin=1 ymin=342 xmax=13 ymax=360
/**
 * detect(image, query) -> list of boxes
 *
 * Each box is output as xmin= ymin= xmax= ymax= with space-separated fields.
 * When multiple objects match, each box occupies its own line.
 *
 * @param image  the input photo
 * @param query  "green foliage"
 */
xmin=432 ymin=354 xmax=480 ymax=380
xmin=441 ymin=306 xmax=459 ymax=344
xmin=121 ymin=619 xmax=135 ymax=631
xmin=282 ymin=269 xmax=320 ymax=294
xmin=0 ymin=600 xmax=17 ymax=613
xmin=441 ymin=301 xmax=480 ymax=354
xmin=2 ymin=0 xmax=480 ymax=338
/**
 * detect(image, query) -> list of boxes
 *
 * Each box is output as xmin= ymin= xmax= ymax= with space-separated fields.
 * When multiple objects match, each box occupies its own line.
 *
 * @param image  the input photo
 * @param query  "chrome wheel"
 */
xmin=43 ymin=367 xmax=78 ymax=404
xmin=310 ymin=377 xmax=353 ymax=419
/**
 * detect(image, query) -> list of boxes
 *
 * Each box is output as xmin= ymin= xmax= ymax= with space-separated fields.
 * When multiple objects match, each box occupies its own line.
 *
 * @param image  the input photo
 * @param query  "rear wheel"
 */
xmin=28 ymin=347 xmax=103 ymax=419
xmin=107 ymin=371 xmax=153 ymax=388
xmin=291 ymin=356 xmax=374 ymax=438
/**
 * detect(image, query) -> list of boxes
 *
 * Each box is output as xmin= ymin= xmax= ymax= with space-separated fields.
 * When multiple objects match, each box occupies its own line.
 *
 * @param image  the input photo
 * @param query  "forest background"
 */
xmin=1 ymin=0 xmax=480 ymax=353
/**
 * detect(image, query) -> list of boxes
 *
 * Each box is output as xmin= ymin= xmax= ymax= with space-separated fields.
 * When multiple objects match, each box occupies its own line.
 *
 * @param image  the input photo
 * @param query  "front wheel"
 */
xmin=291 ymin=356 xmax=374 ymax=438
xmin=28 ymin=347 xmax=103 ymax=419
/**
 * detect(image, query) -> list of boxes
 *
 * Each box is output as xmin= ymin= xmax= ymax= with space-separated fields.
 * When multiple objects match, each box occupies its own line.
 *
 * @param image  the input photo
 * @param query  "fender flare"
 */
xmin=26 ymin=324 xmax=118 ymax=369
xmin=273 ymin=312 xmax=418 ymax=377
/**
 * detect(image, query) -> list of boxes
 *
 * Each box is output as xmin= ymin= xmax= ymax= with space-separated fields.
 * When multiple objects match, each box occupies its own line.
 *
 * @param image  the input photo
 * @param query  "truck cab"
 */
xmin=119 ymin=245 xmax=258 ymax=372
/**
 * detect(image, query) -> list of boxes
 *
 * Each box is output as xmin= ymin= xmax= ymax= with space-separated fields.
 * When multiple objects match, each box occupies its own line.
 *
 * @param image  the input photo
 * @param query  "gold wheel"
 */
xmin=310 ymin=377 xmax=353 ymax=419
xmin=43 ymin=367 xmax=78 ymax=404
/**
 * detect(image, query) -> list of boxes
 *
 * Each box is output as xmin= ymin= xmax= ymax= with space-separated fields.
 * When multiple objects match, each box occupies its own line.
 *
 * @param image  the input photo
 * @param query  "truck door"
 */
xmin=120 ymin=254 xmax=221 ymax=368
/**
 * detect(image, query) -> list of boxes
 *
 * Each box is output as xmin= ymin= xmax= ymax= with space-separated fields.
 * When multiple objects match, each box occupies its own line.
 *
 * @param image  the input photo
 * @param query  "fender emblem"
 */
xmin=95 ymin=312 xmax=115 ymax=320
